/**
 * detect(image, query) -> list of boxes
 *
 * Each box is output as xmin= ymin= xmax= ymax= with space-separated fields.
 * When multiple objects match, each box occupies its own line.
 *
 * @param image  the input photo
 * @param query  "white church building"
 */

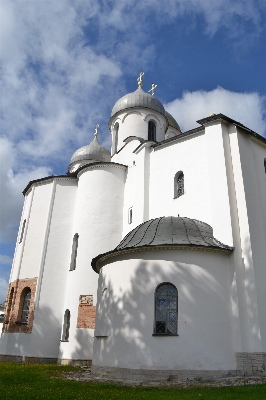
xmin=1 ymin=74 xmax=266 ymax=380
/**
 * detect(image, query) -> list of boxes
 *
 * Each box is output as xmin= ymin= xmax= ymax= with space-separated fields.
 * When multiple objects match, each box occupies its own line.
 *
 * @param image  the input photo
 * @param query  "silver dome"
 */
xmin=111 ymin=87 xmax=165 ymax=118
xmin=70 ymin=137 xmax=111 ymax=165
xmin=165 ymin=111 xmax=181 ymax=132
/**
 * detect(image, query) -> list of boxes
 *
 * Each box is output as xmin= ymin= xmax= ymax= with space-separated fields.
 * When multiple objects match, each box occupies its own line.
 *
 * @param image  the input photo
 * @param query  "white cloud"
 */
xmin=0 ymin=255 xmax=13 ymax=265
xmin=165 ymin=87 xmax=266 ymax=136
xmin=0 ymin=137 xmax=52 ymax=242
xmin=0 ymin=0 xmax=265 ymax=249
xmin=0 ymin=277 xmax=8 ymax=304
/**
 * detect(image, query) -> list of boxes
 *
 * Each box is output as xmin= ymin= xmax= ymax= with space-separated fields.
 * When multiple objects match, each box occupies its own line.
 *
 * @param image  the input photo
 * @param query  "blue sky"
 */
xmin=1 ymin=0 xmax=266 ymax=302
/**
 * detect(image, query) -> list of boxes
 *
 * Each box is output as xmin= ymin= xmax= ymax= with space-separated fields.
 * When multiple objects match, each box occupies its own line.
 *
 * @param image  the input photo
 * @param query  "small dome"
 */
xmin=111 ymin=87 xmax=165 ymax=118
xmin=165 ymin=111 xmax=181 ymax=131
xmin=92 ymin=216 xmax=233 ymax=272
xmin=70 ymin=137 xmax=111 ymax=165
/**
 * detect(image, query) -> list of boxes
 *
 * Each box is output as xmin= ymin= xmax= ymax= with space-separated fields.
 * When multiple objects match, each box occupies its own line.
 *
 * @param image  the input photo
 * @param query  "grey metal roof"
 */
xmin=165 ymin=111 xmax=181 ymax=131
xmin=111 ymin=87 xmax=165 ymax=118
xmin=92 ymin=216 xmax=233 ymax=272
xmin=70 ymin=137 xmax=111 ymax=165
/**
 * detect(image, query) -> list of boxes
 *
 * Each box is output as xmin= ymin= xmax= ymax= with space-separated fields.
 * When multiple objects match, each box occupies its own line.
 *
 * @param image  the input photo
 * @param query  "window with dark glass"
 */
xmin=19 ymin=219 xmax=26 ymax=243
xmin=264 ymin=159 xmax=266 ymax=173
xmin=154 ymin=283 xmax=178 ymax=335
xmin=174 ymin=172 xmax=184 ymax=198
xmin=114 ymin=124 xmax=119 ymax=154
xmin=21 ymin=288 xmax=31 ymax=323
xmin=6 ymin=287 xmax=14 ymax=322
xmin=70 ymin=233 xmax=79 ymax=271
xmin=62 ymin=309 xmax=70 ymax=341
xmin=148 ymin=121 xmax=156 ymax=141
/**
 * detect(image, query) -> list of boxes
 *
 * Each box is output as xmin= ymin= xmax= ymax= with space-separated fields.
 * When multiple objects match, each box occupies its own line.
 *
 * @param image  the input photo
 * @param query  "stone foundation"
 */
xmin=236 ymin=352 xmax=266 ymax=374
xmin=92 ymin=360 xmax=266 ymax=383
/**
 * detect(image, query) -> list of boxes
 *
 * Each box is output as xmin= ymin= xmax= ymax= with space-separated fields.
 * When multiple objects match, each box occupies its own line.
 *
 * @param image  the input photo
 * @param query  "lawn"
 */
xmin=0 ymin=363 xmax=265 ymax=400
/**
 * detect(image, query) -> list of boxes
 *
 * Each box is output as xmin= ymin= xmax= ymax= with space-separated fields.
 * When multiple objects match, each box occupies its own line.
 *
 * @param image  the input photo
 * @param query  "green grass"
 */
xmin=0 ymin=362 xmax=265 ymax=400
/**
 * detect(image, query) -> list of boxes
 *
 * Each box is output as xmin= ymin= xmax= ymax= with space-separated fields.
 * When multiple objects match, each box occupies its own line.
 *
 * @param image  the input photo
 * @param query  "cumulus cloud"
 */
xmin=0 ymin=277 xmax=8 ymax=304
xmin=0 ymin=137 xmax=52 ymax=242
xmin=165 ymin=87 xmax=266 ymax=136
xmin=0 ymin=0 xmax=265 ymax=255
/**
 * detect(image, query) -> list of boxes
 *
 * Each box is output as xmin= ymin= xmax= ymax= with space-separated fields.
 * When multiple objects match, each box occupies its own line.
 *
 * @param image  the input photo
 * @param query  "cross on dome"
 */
xmin=137 ymin=72 xmax=144 ymax=87
xmin=94 ymin=124 xmax=99 ymax=137
xmin=148 ymin=83 xmax=158 ymax=96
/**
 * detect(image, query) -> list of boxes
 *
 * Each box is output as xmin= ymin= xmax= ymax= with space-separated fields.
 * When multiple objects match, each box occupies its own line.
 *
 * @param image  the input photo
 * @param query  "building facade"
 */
xmin=1 ymin=78 xmax=266 ymax=379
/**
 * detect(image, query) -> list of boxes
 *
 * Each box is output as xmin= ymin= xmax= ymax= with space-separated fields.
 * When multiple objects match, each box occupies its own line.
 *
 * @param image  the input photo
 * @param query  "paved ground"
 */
xmin=60 ymin=368 xmax=266 ymax=388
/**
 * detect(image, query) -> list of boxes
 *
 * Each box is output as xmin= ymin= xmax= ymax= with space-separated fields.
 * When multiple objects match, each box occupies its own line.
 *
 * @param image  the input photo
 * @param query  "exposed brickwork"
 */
xmin=77 ymin=295 xmax=96 ymax=329
xmin=236 ymin=352 xmax=266 ymax=373
xmin=2 ymin=278 xmax=37 ymax=334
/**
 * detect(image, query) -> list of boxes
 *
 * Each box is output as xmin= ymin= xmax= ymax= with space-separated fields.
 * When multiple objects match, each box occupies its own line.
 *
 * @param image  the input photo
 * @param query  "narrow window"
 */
xmin=174 ymin=171 xmax=184 ymax=198
xmin=148 ymin=121 xmax=156 ymax=141
xmin=70 ymin=233 xmax=79 ymax=271
xmin=128 ymin=207 xmax=133 ymax=224
xmin=19 ymin=219 xmax=26 ymax=243
xmin=62 ymin=309 xmax=71 ymax=341
xmin=114 ymin=124 xmax=119 ymax=154
xmin=264 ymin=159 xmax=266 ymax=173
xmin=20 ymin=288 xmax=31 ymax=323
xmin=154 ymin=283 xmax=178 ymax=335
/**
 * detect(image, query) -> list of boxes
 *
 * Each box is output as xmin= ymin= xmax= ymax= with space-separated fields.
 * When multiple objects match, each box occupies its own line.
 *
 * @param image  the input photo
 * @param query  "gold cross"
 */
xmin=137 ymin=72 xmax=144 ymax=87
xmin=94 ymin=124 xmax=99 ymax=137
xmin=148 ymin=83 xmax=157 ymax=96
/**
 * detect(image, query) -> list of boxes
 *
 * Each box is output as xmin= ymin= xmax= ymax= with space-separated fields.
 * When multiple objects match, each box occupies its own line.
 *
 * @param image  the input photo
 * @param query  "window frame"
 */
xmin=174 ymin=171 xmax=184 ymax=198
xmin=61 ymin=309 xmax=71 ymax=342
xmin=20 ymin=288 xmax=31 ymax=324
xmin=153 ymin=282 xmax=178 ymax=336
xmin=148 ymin=120 xmax=156 ymax=141
xmin=70 ymin=233 xmax=79 ymax=271
xmin=19 ymin=219 xmax=26 ymax=243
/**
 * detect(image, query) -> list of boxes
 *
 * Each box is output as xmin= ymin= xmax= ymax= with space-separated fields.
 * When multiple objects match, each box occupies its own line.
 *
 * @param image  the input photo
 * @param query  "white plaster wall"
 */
xmin=110 ymin=108 xmax=167 ymax=153
xmin=0 ymin=178 xmax=78 ymax=358
xmin=93 ymin=249 xmax=235 ymax=370
xmin=10 ymin=187 xmax=35 ymax=282
xmin=59 ymin=164 xmax=126 ymax=361
xmin=17 ymin=181 xmax=54 ymax=279
xmin=231 ymin=130 xmax=266 ymax=351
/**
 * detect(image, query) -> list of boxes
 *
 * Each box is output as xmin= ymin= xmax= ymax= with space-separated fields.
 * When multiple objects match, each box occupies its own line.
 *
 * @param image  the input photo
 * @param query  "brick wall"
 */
xmin=2 ymin=278 xmax=37 ymax=334
xmin=236 ymin=352 xmax=266 ymax=373
xmin=76 ymin=295 xmax=96 ymax=329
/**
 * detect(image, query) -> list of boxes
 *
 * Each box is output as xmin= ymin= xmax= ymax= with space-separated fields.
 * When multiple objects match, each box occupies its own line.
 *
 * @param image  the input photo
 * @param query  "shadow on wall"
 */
xmin=0 ymin=304 xmax=63 ymax=360
xmin=92 ymin=254 xmax=234 ymax=369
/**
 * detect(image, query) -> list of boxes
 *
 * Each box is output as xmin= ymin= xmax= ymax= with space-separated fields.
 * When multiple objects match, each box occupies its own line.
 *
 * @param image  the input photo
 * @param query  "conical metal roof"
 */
xmin=111 ymin=87 xmax=165 ymax=118
xmin=70 ymin=137 xmax=111 ymax=165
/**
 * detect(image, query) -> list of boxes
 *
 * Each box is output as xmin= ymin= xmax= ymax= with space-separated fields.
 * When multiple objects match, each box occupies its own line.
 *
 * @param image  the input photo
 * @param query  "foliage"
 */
xmin=0 ymin=362 xmax=266 ymax=400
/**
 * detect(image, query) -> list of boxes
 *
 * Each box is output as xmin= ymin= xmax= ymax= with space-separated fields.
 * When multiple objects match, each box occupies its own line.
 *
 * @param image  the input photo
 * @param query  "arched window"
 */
xmin=21 ymin=288 xmax=31 ymax=323
xmin=70 ymin=233 xmax=79 ymax=271
xmin=174 ymin=171 xmax=184 ymax=198
xmin=154 ymin=283 xmax=178 ymax=335
xmin=114 ymin=124 xmax=119 ymax=154
xmin=62 ymin=309 xmax=70 ymax=341
xmin=148 ymin=120 xmax=156 ymax=141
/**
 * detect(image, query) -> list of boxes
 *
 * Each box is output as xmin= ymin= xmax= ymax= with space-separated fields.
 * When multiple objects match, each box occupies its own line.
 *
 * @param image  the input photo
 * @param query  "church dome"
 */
xmin=111 ymin=86 xmax=165 ymax=118
xmin=165 ymin=111 xmax=181 ymax=131
xmin=92 ymin=216 xmax=233 ymax=272
xmin=70 ymin=136 xmax=111 ymax=165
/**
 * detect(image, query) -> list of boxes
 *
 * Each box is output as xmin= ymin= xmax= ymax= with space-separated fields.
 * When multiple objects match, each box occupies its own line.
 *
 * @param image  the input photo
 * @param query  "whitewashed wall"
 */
xmin=59 ymin=163 xmax=126 ymax=361
xmin=93 ymin=249 xmax=235 ymax=370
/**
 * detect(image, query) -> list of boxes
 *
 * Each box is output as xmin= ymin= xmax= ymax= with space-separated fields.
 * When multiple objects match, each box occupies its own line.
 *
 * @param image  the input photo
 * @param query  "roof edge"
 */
xmin=91 ymin=243 xmax=234 ymax=273
xmin=197 ymin=113 xmax=266 ymax=145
